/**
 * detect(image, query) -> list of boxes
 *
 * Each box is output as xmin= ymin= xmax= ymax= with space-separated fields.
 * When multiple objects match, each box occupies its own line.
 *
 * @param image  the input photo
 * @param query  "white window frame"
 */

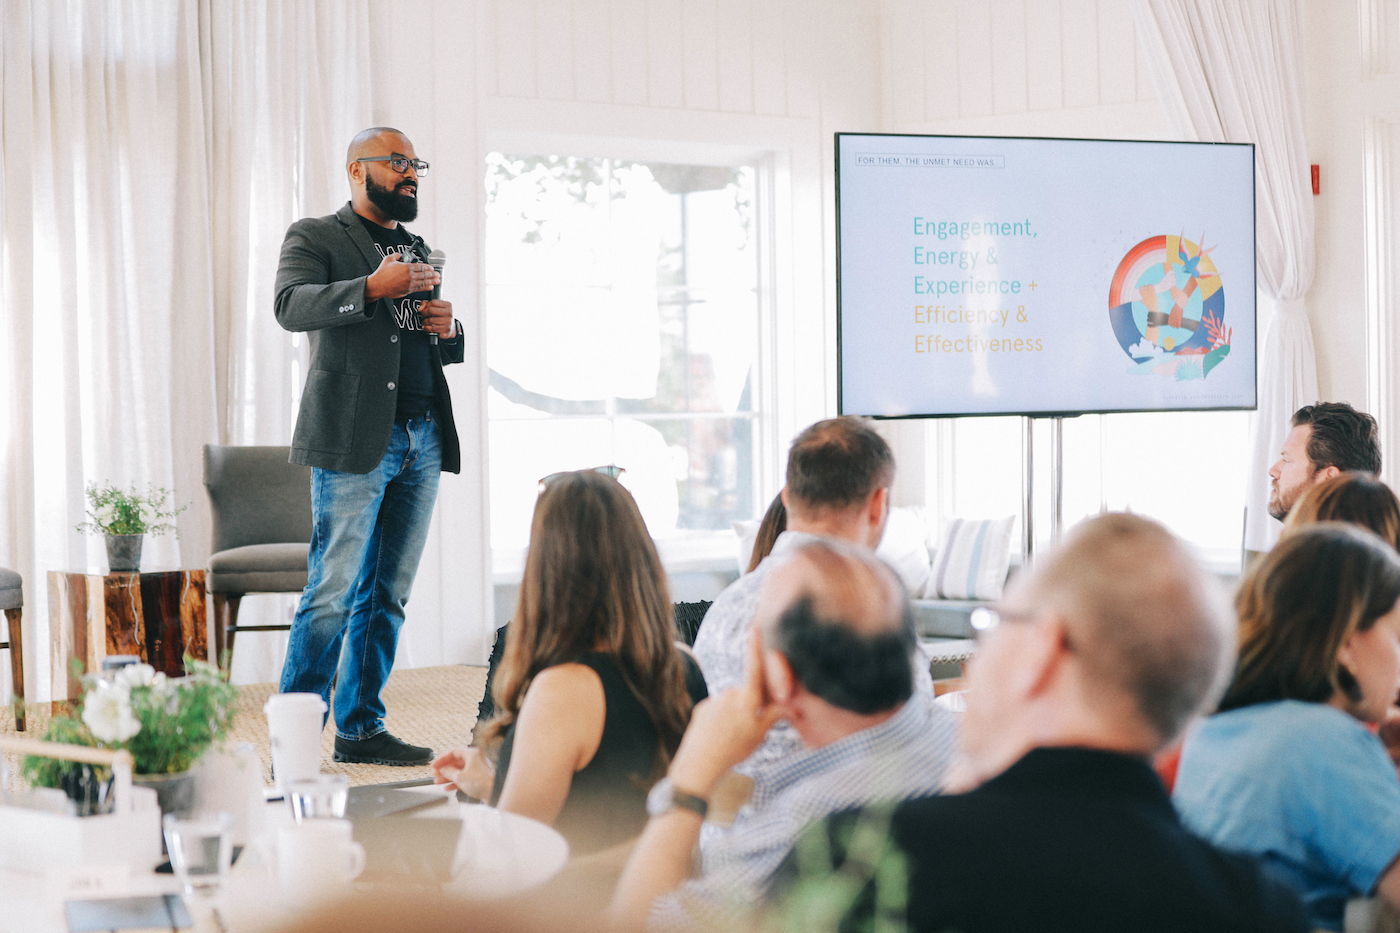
xmin=480 ymin=133 xmax=784 ymax=582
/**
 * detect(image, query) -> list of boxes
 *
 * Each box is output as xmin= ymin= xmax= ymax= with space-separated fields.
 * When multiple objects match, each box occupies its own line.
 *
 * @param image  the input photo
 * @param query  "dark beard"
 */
xmin=366 ymin=174 xmax=418 ymax=222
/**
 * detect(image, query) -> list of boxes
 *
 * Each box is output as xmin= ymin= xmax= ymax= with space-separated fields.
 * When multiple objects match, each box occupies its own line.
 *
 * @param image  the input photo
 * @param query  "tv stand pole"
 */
xmin=1023 ymin=416 xmax=1067 ymax=564
xmin=1023 ymin=418 xmax=1034 ymax=562
xmin=1051 ymin=416 xmax=1065 ymax=544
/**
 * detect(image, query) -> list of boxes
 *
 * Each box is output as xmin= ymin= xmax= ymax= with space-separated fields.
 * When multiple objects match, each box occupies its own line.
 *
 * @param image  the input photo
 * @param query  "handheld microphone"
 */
xmin=427 ymin=249 xmax=447 ymax=346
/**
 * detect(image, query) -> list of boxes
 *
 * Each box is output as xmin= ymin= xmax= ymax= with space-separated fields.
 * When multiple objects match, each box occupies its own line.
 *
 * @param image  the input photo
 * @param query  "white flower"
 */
xmin=138 ymin=502 xmax=158 ymax=527
xmin=94 ymin=504 xmax=117 ymax=528
xmin=82 ymin=682 xmax=141 ymax=744
xmin=114 ymin=663 xmax=157 ymax=690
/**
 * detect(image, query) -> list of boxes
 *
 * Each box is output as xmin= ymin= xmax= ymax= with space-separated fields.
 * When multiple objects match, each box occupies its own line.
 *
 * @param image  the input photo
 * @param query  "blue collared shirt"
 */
xmin=1174 ymin=700 xmax=1400 ymax=932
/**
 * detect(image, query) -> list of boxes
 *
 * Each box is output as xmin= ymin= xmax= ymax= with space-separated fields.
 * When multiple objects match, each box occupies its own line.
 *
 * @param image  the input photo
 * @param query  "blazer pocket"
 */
xmin=293 ymin=370 xmax=361 ymax=454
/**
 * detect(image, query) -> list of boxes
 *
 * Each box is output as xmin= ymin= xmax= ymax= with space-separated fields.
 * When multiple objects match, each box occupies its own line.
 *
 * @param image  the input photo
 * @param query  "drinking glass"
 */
xmin=288 ymin=774 xmax=350 ymax=822
xmin=163 ymin=811 xmax=234 ymax=898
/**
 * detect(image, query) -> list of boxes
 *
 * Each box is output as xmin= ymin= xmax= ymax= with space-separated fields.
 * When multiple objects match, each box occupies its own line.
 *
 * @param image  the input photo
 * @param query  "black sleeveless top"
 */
xmin=490 ymin=652 xmax=706 ymax=855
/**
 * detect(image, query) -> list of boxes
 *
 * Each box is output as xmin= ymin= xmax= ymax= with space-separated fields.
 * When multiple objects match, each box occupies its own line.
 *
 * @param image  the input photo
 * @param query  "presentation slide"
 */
xmin=836 ymin=134 xmax=1257 ymax=418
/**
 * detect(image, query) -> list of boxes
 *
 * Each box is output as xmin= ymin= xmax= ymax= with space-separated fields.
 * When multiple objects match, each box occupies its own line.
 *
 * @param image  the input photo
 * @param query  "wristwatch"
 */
xmin=646 ymin=777 xmax=709 ymax=820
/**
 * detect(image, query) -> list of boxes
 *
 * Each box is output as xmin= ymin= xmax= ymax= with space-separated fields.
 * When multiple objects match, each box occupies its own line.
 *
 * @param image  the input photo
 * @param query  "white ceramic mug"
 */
xmin=276 ymin=820 xmax=365 ymax=909
xmin=263 ymin=692 xmax=326 ymax=797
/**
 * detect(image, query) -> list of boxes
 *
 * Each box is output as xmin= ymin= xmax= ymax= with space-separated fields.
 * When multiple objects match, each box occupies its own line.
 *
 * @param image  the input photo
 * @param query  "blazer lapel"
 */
xmin=336 ymin=202 xmax=384 ymax=274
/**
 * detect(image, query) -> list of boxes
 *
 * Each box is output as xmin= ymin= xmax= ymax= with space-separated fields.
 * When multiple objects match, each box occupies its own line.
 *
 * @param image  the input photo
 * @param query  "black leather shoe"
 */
xmin=333 ymin=731 xmax=433 ymax=766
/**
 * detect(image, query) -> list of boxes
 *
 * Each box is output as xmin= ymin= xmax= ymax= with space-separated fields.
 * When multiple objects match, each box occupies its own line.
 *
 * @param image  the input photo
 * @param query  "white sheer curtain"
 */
xmin=201 ymin=0 xmax=375 ymax=684
xmin=1 ymin=0 xmax=217 ymax=702
xmin=1131 ymin=0 xmax=1317 ymax=553
xmin=0 ymin=0 xmax=378 ymax=701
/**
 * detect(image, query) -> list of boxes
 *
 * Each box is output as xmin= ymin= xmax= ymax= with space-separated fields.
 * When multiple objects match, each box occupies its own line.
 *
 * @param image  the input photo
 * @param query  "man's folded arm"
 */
xmin=273 ymin=226 xmax=375 ymax=332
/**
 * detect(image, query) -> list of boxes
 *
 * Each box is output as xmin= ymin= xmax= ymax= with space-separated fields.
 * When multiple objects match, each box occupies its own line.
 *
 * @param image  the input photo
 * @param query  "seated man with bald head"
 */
xmin=766 ymin=513 xmax=1309 ymax=933
xmin=608 ymin=540 xmax=957 ymax=933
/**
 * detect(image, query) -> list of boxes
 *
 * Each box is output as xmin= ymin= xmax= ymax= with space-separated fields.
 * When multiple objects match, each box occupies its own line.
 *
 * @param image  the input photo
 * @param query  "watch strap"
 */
xmin=649 ymin=777 xmax=709 ymax=820
xmin=669 ymin=785 xmax=709 ymax=819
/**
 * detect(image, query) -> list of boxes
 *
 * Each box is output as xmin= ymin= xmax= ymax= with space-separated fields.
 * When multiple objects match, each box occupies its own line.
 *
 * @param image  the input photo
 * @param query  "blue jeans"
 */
xmin=279 ymin=414 xmax=442 ymax=739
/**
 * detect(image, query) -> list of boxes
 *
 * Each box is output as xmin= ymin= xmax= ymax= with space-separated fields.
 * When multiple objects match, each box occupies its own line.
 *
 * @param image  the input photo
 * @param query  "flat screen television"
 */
xmin=835 ymin=133 xmax=1257 ymax=419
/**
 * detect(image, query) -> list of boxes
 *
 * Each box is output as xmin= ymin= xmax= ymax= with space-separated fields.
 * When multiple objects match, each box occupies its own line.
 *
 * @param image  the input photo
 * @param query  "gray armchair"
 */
xmin=204 ymin=445 xmax=312 ymax=672
xmin=0 ymin=566 xmax=24 ymax=730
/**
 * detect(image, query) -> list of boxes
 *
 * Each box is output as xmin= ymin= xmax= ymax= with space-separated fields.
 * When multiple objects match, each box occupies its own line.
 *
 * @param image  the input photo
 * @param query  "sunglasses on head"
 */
xmin=537 ymin=465 xmax=625 ymax=494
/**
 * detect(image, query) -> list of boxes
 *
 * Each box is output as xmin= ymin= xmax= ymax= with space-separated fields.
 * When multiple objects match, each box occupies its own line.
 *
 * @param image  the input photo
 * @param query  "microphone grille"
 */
xmin=427 ymin=249 xmax=447 ymax=271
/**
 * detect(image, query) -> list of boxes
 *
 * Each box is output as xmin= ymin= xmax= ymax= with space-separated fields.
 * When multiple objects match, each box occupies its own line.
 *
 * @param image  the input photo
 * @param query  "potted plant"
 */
xmin=22 ymin=659 xmax=238 ymax=816
xmin=76 ymin=482 xmax=186 ymax=573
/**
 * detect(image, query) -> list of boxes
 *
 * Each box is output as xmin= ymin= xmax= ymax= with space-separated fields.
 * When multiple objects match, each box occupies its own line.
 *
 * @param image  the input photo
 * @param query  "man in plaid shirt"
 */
xmin=691 ymin=417 xmax=934 ymax=776
xmin=609 ymin=539 xmax=958 ymax=933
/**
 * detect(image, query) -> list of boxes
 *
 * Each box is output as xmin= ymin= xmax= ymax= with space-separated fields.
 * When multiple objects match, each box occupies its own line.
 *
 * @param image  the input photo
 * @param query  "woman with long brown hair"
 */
xmin=1172 ymin=524 xmax=1400 ymax=931
xmin=747 ymin=493 xmax=788 ymax=573
xmin=432 ymin=471 xmax=702 ymax=854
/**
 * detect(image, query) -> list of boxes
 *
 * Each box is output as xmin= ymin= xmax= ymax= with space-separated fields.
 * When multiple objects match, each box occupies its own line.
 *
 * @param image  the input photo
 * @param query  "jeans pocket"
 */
xmin=294 ymin=370 xmax=361 ymax=454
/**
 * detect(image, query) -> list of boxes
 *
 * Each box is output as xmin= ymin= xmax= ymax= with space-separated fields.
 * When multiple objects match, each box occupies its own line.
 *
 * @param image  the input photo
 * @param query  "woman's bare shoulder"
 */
xmin=514 ymin=660 xmax=609 ymax=773
xmin=529 ymin=661 xmax=605 ymax=695
xmin=519 ymin=661 xmax=607 ymax=719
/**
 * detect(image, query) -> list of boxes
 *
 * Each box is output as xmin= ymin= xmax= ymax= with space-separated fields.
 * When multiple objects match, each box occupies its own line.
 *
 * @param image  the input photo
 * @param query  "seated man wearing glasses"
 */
xmin=273 ymin=126 xmax=463 ymax=765
xmin=763 ymin=513 xmax=1310 ymax=933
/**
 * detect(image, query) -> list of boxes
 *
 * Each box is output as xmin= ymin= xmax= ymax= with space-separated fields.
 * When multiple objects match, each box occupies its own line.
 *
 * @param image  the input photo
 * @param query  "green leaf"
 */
xmin=1203 ymin=344 xmax=1230 ymax=378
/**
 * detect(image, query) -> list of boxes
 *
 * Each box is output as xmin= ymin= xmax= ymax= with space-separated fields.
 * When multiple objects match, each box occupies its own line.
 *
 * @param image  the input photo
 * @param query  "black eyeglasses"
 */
xmin=537 ymin=465 xmax=625 ymax=494
xmin=357 ymin=155 xmax=430 ymax=176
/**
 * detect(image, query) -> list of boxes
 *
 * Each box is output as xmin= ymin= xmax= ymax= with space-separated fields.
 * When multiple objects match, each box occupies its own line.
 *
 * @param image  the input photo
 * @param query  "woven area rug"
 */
xmin=3 ymin=664 xmax=488 ymax=792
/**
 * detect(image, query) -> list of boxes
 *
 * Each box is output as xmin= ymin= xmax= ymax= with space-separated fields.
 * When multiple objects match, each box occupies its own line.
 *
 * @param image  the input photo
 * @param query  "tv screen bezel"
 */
xmin=834 ymin=131 xmax=1258 ymax=421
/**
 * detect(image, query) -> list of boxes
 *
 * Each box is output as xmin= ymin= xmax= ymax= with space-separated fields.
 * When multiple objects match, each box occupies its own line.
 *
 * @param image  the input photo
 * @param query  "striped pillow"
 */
xmin=926 ymin=516 xmax=1015 ymax=601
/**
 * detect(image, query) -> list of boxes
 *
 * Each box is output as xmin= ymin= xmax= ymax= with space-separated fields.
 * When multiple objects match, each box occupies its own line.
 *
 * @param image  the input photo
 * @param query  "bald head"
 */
xmin=757 ymin=541 xmax=916 ymax=714
xmin=347 ymin=126 xmax=409 ymax=165
xmin=1012 ymin=513 xmax=1235 ymax=744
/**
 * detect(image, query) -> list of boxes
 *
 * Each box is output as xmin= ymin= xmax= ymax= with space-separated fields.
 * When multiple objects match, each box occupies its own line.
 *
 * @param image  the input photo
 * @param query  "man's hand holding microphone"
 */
xmin=364 ymin=250 xmax=456 ymax=341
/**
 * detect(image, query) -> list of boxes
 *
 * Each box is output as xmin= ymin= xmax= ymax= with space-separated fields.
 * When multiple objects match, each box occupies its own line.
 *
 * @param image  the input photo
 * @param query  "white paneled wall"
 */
xmin=1301 ymin=1 xmax=1400 ymax=475
xmin=475 ymin=0 xmax=832 ymax=119
xmin=880 ymin=0 xmax=1155 ymax=130
xmin=1349 ymin=0 xmax=1400 ymax=484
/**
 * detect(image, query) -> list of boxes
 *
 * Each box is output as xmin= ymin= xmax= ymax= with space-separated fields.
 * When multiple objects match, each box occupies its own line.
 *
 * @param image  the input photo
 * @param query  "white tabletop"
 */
xmin=0 ymin=784 xmax=569 ymax=933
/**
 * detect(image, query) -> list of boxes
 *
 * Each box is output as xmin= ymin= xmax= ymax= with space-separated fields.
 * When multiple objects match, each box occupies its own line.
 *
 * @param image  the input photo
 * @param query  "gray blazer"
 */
xmin=274 ymin=202 xmax=465 ymax=474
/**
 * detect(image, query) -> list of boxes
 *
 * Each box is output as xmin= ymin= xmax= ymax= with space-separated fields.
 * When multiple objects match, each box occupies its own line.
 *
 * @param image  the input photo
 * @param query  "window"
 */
xmin=485 ymin=153 xmax=760 ymax=560
xmin=935 ymin=410 xmax=1250 ymax=568
xmin=1081 ymin=411 xmax=1250 ymax=565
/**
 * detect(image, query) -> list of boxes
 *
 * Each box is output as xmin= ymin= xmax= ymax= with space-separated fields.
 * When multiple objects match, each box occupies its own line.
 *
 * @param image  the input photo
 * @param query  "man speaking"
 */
xmin=273 ymin=127 xmax=464 ymax=765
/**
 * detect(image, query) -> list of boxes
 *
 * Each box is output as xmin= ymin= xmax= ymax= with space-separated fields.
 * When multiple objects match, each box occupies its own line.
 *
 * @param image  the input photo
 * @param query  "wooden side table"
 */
xmin=47 ymin=570 xmax=208 ymax=701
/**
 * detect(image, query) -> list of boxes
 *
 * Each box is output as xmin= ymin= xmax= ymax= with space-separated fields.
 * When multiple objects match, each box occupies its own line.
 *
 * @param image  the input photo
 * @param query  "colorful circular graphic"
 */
xmin=1108 ymin=235 xmax=1224 ymax=362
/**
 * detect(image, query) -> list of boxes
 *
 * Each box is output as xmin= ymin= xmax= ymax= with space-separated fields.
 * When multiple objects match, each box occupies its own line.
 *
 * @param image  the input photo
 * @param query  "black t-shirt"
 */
xmin=357 ymin=215 xmax=436 ymax=420
xmin=767 ymin=747 xmax=1309 ymax=933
